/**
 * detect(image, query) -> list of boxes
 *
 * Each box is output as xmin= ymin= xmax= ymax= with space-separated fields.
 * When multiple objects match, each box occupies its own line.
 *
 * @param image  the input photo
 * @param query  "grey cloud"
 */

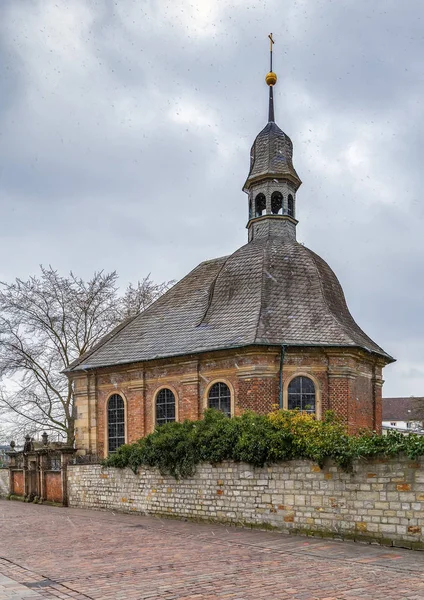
xmin=1 ymin=0 xmax=423 ymax=396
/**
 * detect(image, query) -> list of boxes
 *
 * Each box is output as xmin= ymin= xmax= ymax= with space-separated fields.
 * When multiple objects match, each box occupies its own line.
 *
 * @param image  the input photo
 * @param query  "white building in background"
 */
xmin=382 ymin=397 xmax=424 ymax=433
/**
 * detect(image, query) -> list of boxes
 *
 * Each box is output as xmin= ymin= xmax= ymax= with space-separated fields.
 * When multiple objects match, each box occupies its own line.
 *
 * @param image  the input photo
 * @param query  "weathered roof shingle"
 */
xmin=67 ymin=237 xmax=393 ymax=372
xmin=243 ymin=122 xmax=301 ymax=190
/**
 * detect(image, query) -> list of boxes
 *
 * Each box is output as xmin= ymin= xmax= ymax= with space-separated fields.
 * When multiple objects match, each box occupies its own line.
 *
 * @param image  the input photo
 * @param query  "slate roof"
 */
xmin=243 ymin=122 xmax=301 ymax=191
xmin=382 ymin=397 xmax=424 ymax=421
xmin=67 ymin=237 xmax=393 ymax=373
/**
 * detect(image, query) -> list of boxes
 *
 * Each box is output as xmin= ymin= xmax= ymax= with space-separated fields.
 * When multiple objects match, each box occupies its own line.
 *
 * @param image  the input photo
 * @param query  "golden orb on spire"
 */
xmin=265 ymin=71 xmax=277 ymax=86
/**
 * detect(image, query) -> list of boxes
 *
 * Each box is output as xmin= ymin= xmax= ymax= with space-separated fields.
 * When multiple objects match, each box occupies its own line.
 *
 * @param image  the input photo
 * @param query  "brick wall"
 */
xmin=0 ymin=469 xmax=8 ymax=497
xmin=74 ymin=346 xmax=383 ymax=456
xmin=45 ymin=472 xmax=63 ymax=503
xmin=12 ymin=471 xmax=24 ymax=496
xmin=68 ymin=457 xmax=424 ymax=549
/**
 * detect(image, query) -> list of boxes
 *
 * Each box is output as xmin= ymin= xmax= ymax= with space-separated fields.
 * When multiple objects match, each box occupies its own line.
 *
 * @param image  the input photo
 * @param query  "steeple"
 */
xmin=243 ymin=35 xmax=302 ymax=243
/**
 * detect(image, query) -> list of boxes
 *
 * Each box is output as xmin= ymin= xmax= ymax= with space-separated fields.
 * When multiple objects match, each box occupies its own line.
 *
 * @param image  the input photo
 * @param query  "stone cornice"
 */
xmin=128 ymin=381 xmax=145 ymax=392
xmin=328 ymin=366 xmax=358 ymax=380
xmin=246 ymin=213 xmax=298 ymax=228
xmin=237 ymin=366 xmax=278 ymax=379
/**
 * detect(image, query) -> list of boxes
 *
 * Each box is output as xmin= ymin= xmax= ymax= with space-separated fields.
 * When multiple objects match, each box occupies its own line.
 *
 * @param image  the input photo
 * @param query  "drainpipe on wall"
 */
xmin=279 ymin=345 xmax=287 ymax=409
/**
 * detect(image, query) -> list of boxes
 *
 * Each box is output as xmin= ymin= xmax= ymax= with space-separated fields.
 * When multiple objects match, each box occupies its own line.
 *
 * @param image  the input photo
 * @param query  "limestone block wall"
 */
xmin=0 ymin=468 xmax=8 ymax=497
xmin=68 ymin=457 xmax=424 ymax=549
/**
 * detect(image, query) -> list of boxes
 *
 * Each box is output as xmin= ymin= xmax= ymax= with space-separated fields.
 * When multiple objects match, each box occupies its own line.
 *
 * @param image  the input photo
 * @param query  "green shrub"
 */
xmin=102 ymin=409 xmax=424 ymax=478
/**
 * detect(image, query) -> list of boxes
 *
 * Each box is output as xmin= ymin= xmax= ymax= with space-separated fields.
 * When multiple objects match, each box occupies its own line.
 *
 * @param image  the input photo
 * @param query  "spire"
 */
xmin=266 ymin=33 xmax=277 ymax=122
xmin=243 ymin=35 xmax=301 ymax=243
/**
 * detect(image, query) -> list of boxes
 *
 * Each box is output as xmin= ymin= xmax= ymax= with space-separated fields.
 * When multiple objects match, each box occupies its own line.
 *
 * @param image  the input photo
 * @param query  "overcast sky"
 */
xmin=1 ymin=0 xmax=423 ymax=397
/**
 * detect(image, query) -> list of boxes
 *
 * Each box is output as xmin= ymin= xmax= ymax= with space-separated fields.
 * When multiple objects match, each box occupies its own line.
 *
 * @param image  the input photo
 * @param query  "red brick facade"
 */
xmin=12 ymin=471 xmax=24 ymax=496
xmin=45 ymin=472 xmax=63 ymax=504
xmin=73 ymin=345 xmax=385 ymax=457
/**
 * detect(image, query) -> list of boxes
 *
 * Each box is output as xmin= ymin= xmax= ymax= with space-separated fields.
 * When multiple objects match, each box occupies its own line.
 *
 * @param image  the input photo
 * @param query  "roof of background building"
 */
xmin=67 ymin=236 xmax=393 ymax=373
xmin=382 ymin=397 xmax=424 ymax=421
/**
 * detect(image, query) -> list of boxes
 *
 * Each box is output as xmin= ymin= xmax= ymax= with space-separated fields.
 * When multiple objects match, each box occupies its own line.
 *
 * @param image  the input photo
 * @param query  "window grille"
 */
xmin=288 ymin=376 xmax=316 ymax=414
xmin=208 ymin=382 xmax=231 ymax=417
xmin=156 ymin=388 xmax=176 ymax=426
xmin=108 ymin=394 xmax=125 ymax=453
xmin=47 ymin=455 xmax=61 ymax=471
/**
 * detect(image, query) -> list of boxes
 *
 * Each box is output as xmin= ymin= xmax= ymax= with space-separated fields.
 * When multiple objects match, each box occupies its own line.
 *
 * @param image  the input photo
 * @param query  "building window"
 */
xmin=255 ymin=193 xmax=266 ymax=217
xmin=390 ymin=422 xmax=396 ymax=427
xmin=108 ymin=394 xmax=125 ymax=453
xmin=208 ymin=382 xmax=231 ymax=417
xmin=271 ymin=191 xmax=283 ymax=214
xmin=288 ymin=376 xmax=316 ymax=413
xmin=156 ymin=388 xmax=176 ymax=426
xmin=287 ymin=194 xmax=294 ymax=217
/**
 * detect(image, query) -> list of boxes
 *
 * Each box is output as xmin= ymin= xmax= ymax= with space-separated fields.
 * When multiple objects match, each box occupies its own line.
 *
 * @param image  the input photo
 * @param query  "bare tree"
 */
xmin=0 ymin=267 xmax=173 ymax=445
xmin=121 ymin=275 xmax=171 ymax=319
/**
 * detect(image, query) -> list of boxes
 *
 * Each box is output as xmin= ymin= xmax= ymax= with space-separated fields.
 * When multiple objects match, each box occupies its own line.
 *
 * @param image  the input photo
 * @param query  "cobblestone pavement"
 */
xmin=1 ymin=500 xmax=424 ymax=600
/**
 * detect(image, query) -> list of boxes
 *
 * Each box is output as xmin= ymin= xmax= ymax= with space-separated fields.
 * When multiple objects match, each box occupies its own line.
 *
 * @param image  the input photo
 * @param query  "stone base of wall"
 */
xmin=67 ymin=457 xmax=424 ymax=550
xmin=0 ymin=469 xmax=8 ymax=497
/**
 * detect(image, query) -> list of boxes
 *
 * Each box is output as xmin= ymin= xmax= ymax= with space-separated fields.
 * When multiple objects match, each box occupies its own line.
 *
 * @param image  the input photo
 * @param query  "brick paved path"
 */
xmin=1 ymin=500 xmax=424 ymax=600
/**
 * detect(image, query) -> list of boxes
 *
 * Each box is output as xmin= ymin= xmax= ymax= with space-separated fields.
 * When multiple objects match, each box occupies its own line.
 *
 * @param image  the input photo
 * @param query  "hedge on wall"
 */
xmin=103 ymin=409 xmax=424 ymax=479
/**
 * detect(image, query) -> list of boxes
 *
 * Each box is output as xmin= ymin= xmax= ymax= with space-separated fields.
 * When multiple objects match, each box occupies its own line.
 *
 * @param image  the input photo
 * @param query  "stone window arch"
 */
xmin=107 ymin=393 xmax=126 ymax=453
xmin=271 ymin=191 xmax=283 ymax=215
xmin=255 ymin=193 xmax=266 ymax=217
xmin=155 ymin=387 xmax=177 ymax=427
xmin=287 ymin=194 xmax=294 ymax=217
xmin=287 ymin=376 xmax=316 ymax=414
xmin=207 ymin=381 xmax=232 ymax=417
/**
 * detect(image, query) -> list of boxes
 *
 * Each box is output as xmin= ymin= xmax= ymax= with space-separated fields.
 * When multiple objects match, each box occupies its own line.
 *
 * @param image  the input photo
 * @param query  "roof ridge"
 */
xmin=66 ymin=257 xmax=228 ymax=373
xmin=305 ymin=246 xmax=354 ymax=346
xmin=306 ymin=247 xmax=389 ymax=356
xmin=197 ymin=254 xmax=232 ymax=326
xmin=254 ymin=242 xmax=268 ymax=342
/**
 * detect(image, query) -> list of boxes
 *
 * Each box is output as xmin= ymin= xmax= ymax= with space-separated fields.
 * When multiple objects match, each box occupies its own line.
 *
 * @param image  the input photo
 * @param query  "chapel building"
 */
xmin=67 ymin=52 xmax=394 ymax=456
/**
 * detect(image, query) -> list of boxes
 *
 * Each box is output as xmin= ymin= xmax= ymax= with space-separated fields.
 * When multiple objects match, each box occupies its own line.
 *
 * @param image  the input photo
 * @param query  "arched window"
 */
xmin=249 ymin=198 xmax=253 ymax=219
xmin=287 ymin=194 xmax=294 ymax=217
xmin=208 ymin=382 xmax=231 ymax=417
xmin=108 ymin=394 xmax=125 ymax=453
xmin=255 ymin=193 xmax=266 ymax=217
xmin=155 ymin=388 xmax=176 ymax=426
xmin=288 ymin=376 xmax=316 ymax=413
xmin=271 ymin=191 xmax=283 ymax=215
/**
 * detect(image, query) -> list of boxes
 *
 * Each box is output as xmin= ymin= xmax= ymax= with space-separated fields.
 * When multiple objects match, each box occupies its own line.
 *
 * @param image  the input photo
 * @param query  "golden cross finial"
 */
xmin=268 ymin=33 xmax=275 ymax=73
